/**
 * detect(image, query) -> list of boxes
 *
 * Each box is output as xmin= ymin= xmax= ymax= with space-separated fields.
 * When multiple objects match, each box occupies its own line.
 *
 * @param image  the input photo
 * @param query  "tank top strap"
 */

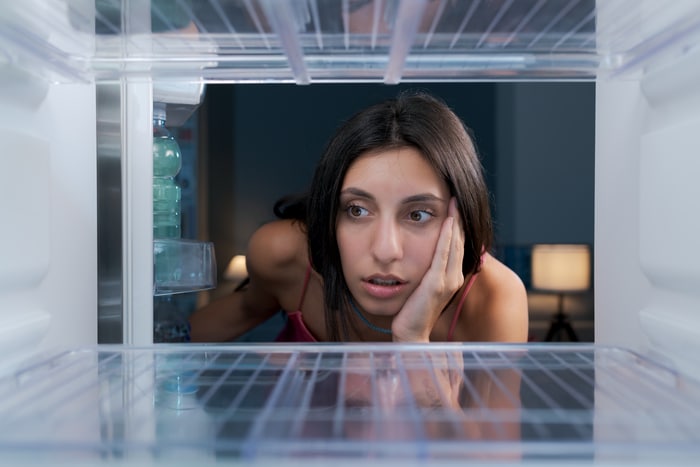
xmin=295 ymin=263 xmax=313 ymax=312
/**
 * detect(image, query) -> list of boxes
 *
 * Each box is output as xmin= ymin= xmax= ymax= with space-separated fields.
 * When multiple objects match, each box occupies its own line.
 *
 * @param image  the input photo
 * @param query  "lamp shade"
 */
xmin=531 ymin=244 xmax=591 ymax=292
xmin=224 ymin=254 xmax=248 ymax=281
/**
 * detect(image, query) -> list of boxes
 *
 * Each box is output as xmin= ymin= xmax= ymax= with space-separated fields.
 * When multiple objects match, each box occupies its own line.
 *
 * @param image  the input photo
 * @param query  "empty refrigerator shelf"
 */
xmin=3 ymin=0 xmax=700 ymax=84
xmin=0 ymin=344 xmax=699 ymax=464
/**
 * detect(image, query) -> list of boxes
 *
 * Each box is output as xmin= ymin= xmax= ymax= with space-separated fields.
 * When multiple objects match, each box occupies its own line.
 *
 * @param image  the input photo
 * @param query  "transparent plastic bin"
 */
xmin=153 ymin=238 xmax=216 ymax=296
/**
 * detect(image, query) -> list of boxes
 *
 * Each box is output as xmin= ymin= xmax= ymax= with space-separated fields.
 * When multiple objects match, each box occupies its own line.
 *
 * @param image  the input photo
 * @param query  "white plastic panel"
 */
xmin=0 ymin=131 xmax=52 ymax=371
xmin=634 ymin=37 xmax=700 ymax=378
xmin=639 ymin=117 xmax=700 ymax=296
xmin=122 ymin=78 xmax=154 ymax=346
xmin=594 ymin=78 xmax=652 ymax=354
xmin=0 ymin=344 xmax=699 ymax=464
xmin=0 ymin=79 xmax=97 ymax=372
xmin=0 ymin=129 xmax=50 ymax=289
xmin=37 ymin=82 xmax=99 ymax=355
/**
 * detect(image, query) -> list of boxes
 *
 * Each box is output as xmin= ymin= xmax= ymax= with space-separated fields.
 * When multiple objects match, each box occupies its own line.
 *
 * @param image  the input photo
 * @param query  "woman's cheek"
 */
xmin=408 ymin=227 xmax=441 ymax=270
xmin=336 ymin=226 xmax=361 ymax=275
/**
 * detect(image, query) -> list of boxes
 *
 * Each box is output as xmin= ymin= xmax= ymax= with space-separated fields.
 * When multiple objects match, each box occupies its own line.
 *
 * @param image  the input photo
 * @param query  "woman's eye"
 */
xmin=409 ymin=210 xmax=432 ymax=223
xmin=348 ymin=205 xmax=368 ymax=218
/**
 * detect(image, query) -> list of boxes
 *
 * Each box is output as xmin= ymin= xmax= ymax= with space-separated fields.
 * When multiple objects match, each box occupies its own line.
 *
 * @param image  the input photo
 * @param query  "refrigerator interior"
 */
xmin=2 ymin=0 xmax=700 ymax=463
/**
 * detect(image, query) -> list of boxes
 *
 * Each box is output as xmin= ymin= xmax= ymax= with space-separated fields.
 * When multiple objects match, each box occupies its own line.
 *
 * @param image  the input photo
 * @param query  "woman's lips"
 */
xmin=361 ymin=277 xmax=406 ymax=299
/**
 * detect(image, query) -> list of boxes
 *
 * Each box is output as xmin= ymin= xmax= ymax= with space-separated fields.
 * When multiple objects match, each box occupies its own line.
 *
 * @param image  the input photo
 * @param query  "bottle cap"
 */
xmin=153 ymin=102 xmax=167 ymax=122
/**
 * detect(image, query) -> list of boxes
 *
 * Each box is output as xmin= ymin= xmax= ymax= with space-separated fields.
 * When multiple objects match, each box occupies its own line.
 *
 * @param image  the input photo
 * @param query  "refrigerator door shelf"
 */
xmin=153 ymin=239 xmax=216 ymax=296
xmin=0 ymin=344 xmax=699 ymax=464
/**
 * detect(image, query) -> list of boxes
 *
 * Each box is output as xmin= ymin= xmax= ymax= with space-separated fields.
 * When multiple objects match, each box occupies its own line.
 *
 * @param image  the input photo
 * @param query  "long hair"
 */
xmin=307 ymin=91 xmax=493 ymax=341
xmin=273 ymin=192 xmax=307 ymax=222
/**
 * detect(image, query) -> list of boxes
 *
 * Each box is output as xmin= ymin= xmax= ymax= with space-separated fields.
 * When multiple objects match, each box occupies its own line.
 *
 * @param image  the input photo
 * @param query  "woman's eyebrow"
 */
xmin=340 ymin=187 xmax=374 ymax=200
xmin=402 ymin=193 xmax=447 ymax=204
xmin=340 ymin=189 xmax=445 ymax=205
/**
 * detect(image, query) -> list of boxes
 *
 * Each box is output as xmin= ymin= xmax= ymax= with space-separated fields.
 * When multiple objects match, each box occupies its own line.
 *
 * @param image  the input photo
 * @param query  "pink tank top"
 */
xmin=275 ymin=265 xmax=479 ymax=342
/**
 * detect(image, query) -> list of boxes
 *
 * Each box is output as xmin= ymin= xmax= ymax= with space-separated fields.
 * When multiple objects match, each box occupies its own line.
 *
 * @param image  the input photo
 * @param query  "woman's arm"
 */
xmin=189 ymin=220 xmax=303 ymax=342
xmin=188 ymin=287 xmax=259 ymax=342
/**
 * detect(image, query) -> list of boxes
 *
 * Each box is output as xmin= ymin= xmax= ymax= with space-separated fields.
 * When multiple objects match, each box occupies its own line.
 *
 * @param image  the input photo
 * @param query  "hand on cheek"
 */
xmin=392 ymin=198 xmax=465 ymax=342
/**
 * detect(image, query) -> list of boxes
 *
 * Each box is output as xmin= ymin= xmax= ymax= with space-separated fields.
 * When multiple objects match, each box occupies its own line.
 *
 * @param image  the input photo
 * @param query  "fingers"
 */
xmin=448 ymin=197 xmax=465 ymax=248
xmin=445 ymin=198 xmax=465 ymax=284
xmin=426 ymin=198 xmax=464 ymax=291
xmin=430 ymin=212 xmax=454 ymax=273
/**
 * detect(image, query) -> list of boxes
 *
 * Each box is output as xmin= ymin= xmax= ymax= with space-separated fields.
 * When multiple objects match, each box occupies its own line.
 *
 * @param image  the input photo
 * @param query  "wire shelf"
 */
xmin=0 ymin=343 xmax=699 ymax=463
xmin=3 ymin=1 xmax=700 ymax=83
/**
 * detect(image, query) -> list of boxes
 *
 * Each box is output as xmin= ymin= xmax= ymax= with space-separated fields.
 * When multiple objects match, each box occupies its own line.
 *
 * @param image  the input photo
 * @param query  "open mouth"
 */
xmin=362 ymin=276 xmax=406 ymax=300
xmin=367 ymin=277 xmax=404 ymax=286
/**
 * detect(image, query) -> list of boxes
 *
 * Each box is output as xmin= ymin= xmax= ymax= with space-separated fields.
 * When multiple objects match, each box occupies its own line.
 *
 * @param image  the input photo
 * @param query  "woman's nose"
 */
xmin=370 ymin=218 xmax=403 ymax=264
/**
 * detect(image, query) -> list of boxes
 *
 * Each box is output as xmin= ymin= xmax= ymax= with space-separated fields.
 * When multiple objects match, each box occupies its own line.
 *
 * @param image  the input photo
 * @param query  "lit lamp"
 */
xmin=531 ymin=244 xmax=591 ymax=342
xmin=224 ymin=255 xmax=248 ymax=282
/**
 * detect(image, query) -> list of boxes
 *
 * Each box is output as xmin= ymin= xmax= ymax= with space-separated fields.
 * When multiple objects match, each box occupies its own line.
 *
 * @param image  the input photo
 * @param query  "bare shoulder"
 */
xmin=247 ymin=219 xmax=308 ymax=283
xmin=478 ymin=253 xmax=525 ymax=293
xmin=462 ymin=252 xmax=529 ymax=342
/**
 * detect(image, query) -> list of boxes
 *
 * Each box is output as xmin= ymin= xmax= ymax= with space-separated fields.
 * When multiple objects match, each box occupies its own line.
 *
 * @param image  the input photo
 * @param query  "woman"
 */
xmin=189 ymin=92 xmax=528 ymax=343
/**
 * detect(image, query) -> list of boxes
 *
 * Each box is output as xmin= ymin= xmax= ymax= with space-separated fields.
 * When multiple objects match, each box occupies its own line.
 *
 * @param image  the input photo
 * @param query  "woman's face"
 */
xmin=336 ymin=146 xmax=451 ymax=319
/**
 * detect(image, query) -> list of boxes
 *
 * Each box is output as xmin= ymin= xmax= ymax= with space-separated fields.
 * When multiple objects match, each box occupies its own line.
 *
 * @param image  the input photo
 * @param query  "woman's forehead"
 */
xmin=341 ymin=147 xmax=449 ymax=200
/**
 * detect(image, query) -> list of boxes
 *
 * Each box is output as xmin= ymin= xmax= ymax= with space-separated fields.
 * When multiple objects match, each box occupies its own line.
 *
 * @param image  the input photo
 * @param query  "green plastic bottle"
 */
xmin=153 ymin=103 xmax=182 ymax=288
xmin=152 ymin=102 xmax=182 ymax=239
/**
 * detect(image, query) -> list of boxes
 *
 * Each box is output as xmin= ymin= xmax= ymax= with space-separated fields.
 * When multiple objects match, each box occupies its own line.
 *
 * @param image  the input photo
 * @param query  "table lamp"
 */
xmin=224 ymin=254 xmax=248 ymax=282
xmin=531 ymin=244 xmax=591 ymax=341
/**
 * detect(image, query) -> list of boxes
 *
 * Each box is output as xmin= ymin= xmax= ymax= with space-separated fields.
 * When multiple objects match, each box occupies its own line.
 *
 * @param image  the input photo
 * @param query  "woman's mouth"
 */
xmin=368 ymin=277 xmax=401 ymax=286
xmin=362 ymin=276 xmax=406 ymax=299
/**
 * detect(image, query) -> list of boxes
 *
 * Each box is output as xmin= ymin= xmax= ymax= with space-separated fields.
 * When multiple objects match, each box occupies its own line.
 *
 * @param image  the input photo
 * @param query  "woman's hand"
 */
xmin=391 ymin=197 xmax=465 ymax=342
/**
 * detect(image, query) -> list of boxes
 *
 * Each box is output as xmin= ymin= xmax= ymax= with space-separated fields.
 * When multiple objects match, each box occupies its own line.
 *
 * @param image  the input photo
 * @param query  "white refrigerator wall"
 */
xmin=595 ymin=1 xmax=700 ymax=375
xmin=0 ymin=80 xmax=97 ymax=370
xmin=595 ymin=79 xmax=654 ymax=354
